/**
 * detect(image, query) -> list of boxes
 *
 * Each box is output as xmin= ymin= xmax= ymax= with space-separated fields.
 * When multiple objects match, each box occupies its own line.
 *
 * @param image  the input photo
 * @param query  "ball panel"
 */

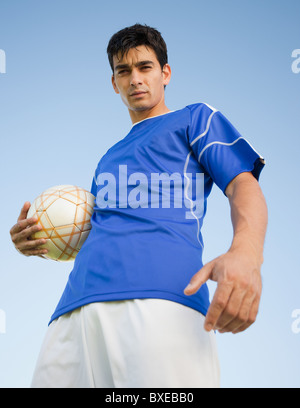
xmin=35 ymin=191 xmax=60 ymax=212
xmin=43 ymin=239 xmax=63 ymax=261
xmin=46 ymin=198 xmax=77 ymax=227
xmin=36 ymin=211 xmax=54 ymax=234
xmin=44 ymin=185 xmax=73 ymax=193
xmin=57 ymin=251 xmax=78 ymax=262
xmin=86 ymin=192 xmax=96 ymax=209
xmin=27 ymin=204 xmax=37 ymax=220
xmin=27 ymin=185 xmax=95 ymax=262
xmin=59 ymin=186 xmax=88 ymax=205
xmin=75 ymin=203 xmax=92 ymax=232
xmin=76 ymin=230 xmax=90 ymax=250
xmin=51 ymin=225 xmax=81 ymax=250
xmin=32 ymin=229 xmax=48 ymax=240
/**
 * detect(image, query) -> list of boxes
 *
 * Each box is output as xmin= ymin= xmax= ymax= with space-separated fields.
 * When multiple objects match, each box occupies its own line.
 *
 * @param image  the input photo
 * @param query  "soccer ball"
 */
xmin=27 ymin=185 xmax=95 ymax=262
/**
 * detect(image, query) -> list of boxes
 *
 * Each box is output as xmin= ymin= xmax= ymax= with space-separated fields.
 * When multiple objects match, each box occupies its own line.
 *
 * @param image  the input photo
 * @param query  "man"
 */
xmin=10 ymin=24 xmax=268 ymax=388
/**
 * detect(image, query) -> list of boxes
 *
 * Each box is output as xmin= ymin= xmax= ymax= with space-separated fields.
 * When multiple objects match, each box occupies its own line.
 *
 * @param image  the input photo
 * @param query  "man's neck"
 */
xmin=129 ymin=103 xmax=171 ymax=125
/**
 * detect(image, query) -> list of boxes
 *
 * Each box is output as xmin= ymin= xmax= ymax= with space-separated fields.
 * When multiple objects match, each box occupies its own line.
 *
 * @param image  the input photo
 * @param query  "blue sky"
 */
xmin=0 ymin=0 xmax=300 ymax=388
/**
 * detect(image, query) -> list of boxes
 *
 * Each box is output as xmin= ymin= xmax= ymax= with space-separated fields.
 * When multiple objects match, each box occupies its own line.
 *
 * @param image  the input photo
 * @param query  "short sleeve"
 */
xmin=187 ymin=103 xmax=265 ymax=195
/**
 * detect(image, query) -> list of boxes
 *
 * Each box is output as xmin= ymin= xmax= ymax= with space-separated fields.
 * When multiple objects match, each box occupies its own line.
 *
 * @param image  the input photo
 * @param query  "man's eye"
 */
xmin=118 ymin=70 xmax=128 ymax=75
xmin=141 ymin=66 xmax=151 ymax=70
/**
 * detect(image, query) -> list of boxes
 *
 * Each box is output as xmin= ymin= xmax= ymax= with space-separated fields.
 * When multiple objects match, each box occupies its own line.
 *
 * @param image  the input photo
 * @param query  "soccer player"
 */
xmin=10 ymin=24 xmax=268 ymax=388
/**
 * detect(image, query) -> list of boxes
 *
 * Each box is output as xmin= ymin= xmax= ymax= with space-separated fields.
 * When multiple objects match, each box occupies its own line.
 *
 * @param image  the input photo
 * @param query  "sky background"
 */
xmin=0 ymin=0 xmax=299 ymax=388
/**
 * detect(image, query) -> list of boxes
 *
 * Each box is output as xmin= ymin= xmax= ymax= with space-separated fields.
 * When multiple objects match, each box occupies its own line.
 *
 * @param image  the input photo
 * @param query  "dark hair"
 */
xmin=107 ymin=24 xmax=168 ymax=73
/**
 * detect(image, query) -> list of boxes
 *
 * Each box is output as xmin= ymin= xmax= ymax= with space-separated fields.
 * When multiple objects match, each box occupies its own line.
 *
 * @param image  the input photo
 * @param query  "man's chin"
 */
xmin=129 ymin=103 xmax=152 ymax=112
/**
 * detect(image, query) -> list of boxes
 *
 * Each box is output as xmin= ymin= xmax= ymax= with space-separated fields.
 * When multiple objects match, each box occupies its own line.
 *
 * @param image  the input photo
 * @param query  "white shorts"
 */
xmin=31 ymin=299 xmax=220 ymax=388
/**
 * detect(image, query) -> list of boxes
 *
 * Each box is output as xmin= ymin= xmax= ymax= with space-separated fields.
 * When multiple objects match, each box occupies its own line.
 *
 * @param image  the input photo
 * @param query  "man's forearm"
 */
xmin=226 ymin=172 xmax=268 ymax=266
xmin=185 ymin=171 xmax=268 ymax=333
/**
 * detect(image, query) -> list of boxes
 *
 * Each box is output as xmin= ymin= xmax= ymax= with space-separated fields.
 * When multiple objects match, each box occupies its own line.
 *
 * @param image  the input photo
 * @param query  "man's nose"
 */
xmin=130 ymin=69 xmax=143 ymax=86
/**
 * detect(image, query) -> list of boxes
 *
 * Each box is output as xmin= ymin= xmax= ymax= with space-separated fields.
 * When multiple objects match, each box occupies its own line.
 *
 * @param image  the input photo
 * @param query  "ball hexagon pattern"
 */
xmin=27 ymin=185 xmax=95 ymax=262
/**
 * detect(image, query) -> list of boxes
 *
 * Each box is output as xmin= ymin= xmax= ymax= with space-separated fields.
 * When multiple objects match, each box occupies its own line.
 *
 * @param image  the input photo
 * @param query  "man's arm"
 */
xmin=184 ymin=171 xmax=268 ymax=334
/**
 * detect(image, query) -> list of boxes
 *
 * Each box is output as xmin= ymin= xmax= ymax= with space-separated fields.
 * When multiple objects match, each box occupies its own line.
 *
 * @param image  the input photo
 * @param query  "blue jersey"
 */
xmin=50 ymin=103 xmax=265 ymax=324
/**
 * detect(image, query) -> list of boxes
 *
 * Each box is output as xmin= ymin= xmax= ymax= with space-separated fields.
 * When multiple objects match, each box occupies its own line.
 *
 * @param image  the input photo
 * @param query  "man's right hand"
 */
xmin=10 ymin=202 xmax=48 ymax=257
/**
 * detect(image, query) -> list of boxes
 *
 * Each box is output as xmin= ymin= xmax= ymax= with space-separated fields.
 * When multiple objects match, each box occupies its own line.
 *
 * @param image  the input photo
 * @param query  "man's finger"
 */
xmin=229 ymin=274 xmax=262 ymax=334
xmin=21 ymin=248 xmax=49 ymax=257
xmin=184 ymin=260 xmax=215 ymax=296
xmin=18 ymin=238 xmax=48 ymax=252
xmin=17 ymin=202 xmax=31 ymax=222
xmin=15 ymin=223 xmax=42 ymax=242
xmin=232 ymin=293 xmax=261 ymax=334
xmin=214 ymin=279 xmax=252 ymax=331
xmin=10 ymin=216 xmax=39 ymax=237
xmin=204 ymin=281 xmax=233 ymax=331
xmin=214 ymin=288 xmax=249 ymax=333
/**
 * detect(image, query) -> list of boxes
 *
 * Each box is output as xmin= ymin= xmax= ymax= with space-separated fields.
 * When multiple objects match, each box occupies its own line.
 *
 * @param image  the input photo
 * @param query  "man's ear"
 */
xmin=111 ymin=74 xmax=120 ymax=94
xmin=162 ymin=64 xmax=172 ymax=87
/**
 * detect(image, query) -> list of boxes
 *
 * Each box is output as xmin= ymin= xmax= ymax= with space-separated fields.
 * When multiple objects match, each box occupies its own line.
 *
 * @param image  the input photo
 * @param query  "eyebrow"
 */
xmin=114 ymin=60 xmax=154 ymax=72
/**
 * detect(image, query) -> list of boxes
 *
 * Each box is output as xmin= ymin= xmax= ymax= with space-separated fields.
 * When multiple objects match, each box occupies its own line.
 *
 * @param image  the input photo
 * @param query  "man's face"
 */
xmin=111 ymin=46 xmax=171 ymax=113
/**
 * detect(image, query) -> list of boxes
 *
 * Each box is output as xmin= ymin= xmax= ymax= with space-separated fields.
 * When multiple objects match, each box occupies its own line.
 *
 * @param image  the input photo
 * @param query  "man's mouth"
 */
xmin=130 ymin=91 xmax=147 ymax=97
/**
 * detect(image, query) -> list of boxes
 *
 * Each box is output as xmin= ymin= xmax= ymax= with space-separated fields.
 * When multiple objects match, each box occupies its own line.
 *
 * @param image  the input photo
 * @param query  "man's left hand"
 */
xmin=184 ymin=246 xmax=262 ymax=334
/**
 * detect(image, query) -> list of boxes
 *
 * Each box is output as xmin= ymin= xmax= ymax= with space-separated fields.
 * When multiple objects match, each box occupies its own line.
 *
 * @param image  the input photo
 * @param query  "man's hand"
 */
xmin=184 ymin=246 xmax=262 ymax=334
xmin=185 ymin=172 xmax=267 ymax=335
xmin=10 ymin=202 xmax=48 ymax=257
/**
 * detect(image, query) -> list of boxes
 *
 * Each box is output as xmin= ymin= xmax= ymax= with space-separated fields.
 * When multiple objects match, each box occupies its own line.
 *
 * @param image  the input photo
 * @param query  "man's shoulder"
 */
xmin=185 ymin=102 xmax=219 ymax=114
